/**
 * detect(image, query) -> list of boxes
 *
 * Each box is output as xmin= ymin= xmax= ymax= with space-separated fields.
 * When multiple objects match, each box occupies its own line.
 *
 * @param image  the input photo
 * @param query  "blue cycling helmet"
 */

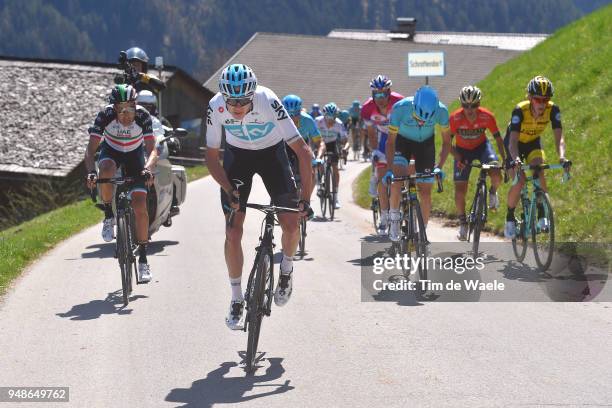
xmin=413 ymin=86 xmax=439 ymax=121
xmin=219 ymin=64 xmax=258 ymax=99
xmin=352 ymin=100 xmax=360 ymax=108
xmin=323 ymin=102 xmax=338 ymax=118
xmin=339 ymin=110 xmax=350 ymax=122
xmin=370 ymin=74 xmax=392 ymax=90
xmin=282 ymin=94 xmax=302 ymax=116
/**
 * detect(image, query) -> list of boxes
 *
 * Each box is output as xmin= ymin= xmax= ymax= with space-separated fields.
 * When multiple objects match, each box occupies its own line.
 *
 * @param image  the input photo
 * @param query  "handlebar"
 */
xmin=227 ymin=203 xmax=299 ymax=228
xmin=512 ymin=161 xmax=573 ymax=185
xmin=391 ymin=172 xmax=444 ymax=193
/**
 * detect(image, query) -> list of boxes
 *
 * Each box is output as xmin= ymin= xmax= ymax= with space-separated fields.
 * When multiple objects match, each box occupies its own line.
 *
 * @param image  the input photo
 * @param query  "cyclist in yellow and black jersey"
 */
xmin=503 ymin=75 xmax=569 ymax=239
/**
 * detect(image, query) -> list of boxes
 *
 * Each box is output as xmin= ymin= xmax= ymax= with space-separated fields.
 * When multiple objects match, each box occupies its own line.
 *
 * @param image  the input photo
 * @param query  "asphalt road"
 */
xmin=1 ymin=160 xmax=611 ymax=407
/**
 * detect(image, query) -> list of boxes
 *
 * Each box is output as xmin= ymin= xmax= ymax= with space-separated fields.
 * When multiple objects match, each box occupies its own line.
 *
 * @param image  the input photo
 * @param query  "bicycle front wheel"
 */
xmin=246 ymin=248 xmax=271 ymax=372
xmin=116 ymin=215 xmax=130 ymax=306
xmin=325 ymin=165 xmax=334 ymax=220
xmin=471 ymin=184 xmax=486 ymax=257
xmin=532 ymin=192 xmax=555 ymax=272
xmin=413 ymin=201 xmax=428 ymax=284
xmin=512 ymin=198 xmax=529 ymax=262
xmin=372 ymin=198 xmax=379 ymax=233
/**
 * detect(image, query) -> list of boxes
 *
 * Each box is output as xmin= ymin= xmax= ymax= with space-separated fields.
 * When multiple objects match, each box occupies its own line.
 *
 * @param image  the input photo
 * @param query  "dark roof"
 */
xmin=0 ymin=56 xmax=207 ymax=177
xmin=203 ymin=32 xmax=521 ymax=111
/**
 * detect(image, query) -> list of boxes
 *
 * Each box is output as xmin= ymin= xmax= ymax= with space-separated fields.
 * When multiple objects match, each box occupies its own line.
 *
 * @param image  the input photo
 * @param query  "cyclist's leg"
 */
xmin=526 ymin=141 xmax=546 ymax=191
xmin=221 ymin=144 xmax=255 ymax=282
xmin=389 ymin=138 xmax=410 ymax=241
xmin=480 ymin=140 xmax=501 ymax=192
xmin=97 ymin=143 xmax=118 ymax=205
xmin=454 ymin=146 xmax=474 ymax=217
xmin=414 ymin=137 xmax=436 ymax=226
xmin=258 ymin=142 xmax=299 ymax=306
xmin=503 ymin=133 xmax=529 ymax=237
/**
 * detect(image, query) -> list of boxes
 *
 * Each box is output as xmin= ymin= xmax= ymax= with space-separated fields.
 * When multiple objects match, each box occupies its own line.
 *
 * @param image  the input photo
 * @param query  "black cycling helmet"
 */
xmin=126 ymin=47 xmax=149 ymax=72
xmin=527 ymin=75 xmax=554 ymax=98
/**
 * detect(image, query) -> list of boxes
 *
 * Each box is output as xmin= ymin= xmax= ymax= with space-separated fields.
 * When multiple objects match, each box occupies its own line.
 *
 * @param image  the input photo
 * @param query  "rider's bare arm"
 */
xmin=553 ymin=128 xmax=566 ymax=160
xmin=492 ymin=131 xmax=506 ymax=163
xmin=288 ymin=138 xmax=314 ymax=202
xmin=385 ymin=127 xmax=398 ymax=166
xmin=84 ymin=136 xmax=102 ymax=173
xmin=143 ymin=138 xmax=158 ymax=171
xmin=205 ymin=148 xmax=234 ymax=195
xmin=509 ymin=130 xmax=520 ymax=161
xmin=367 ymin=125 xmax=377 ymax=152
xmin=438 ymin=128 xmax=452 ymax=168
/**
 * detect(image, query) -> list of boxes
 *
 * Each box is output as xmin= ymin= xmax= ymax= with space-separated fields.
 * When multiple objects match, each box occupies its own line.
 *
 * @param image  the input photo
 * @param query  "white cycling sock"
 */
xmin=389 ymin=208 xmax=401 ymax=222
xmin=280 ymin=253 xmax=293 ymax=275
xmin=380 ymin=210 xmax=389 ymax=224
xmin=230 ymin=277 xmax=243 ymax=302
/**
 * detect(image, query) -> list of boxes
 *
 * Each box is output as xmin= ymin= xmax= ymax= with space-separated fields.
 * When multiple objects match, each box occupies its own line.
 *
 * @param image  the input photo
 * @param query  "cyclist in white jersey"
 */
xmin=315 ymin=103 xmax=348 ymax=209
xmin=205 ymin=64 xmax=313 ymax=330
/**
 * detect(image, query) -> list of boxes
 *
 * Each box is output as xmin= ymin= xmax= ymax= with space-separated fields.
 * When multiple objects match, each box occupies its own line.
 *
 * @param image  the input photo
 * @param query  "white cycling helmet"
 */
xmin=137 ymin=90 xmax=157 ymax=105
xmin=459 ymin=85 xmax=482 ymax=105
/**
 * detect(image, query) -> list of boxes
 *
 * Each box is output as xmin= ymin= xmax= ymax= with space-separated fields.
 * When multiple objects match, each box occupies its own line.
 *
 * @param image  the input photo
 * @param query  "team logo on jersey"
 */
xmin=224 ymin=122 xmax=276 ymax=141
xmin=555 ymin=112 xmax=561 ymax=122
xmin=206 ymin=106 xmax=213 ymax=126
xmin=270 ymin=100 xmax=288 ymax=120
xmin=511 ymin=115 xmax=521 ymax=124
xmin=218 ymin=106 xmax=224 ymax=113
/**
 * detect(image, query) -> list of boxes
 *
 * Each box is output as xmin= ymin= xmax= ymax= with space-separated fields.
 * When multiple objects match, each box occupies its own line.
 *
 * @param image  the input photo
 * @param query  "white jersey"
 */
xmin=315 ymin=116 xmax=347 ymax=144
xmin=206 ymin=86 xmax=301 ymax=150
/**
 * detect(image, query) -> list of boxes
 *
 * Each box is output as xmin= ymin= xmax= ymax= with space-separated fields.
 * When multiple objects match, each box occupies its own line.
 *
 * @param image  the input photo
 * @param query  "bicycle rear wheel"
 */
xmin=245 ymin=248 xmax=271 ymax=372
xmin=471 ymin=184 xmax=486 ymax=257
xmin=512 ymin=198 xmax=529 ymax=262
xmin=320 ymin=170 xmax=328 ymax=219
xmin=116 ymin=215 xmax=130 ymax=306
xmin=532 ymin=192 xmax=555 ymax=272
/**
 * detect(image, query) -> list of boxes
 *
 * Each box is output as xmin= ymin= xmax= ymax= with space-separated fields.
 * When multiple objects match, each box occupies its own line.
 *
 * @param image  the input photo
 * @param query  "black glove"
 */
xmin=87 ymin=171 xmax=97 ymax=182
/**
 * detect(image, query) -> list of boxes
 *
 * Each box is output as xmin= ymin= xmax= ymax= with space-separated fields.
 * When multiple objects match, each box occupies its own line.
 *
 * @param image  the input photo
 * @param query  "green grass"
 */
xmin=0 ymin=200 xmax=101 ymax=295
xmin=185 ymin=164 xmax=209 ymax=181
xmin=0 ymin=164 xmax=210 ymax=297
xmin=354 ymin=166 xmax=373 ymax=209
xmin=356 ymin=5 xmax=612 ymax=243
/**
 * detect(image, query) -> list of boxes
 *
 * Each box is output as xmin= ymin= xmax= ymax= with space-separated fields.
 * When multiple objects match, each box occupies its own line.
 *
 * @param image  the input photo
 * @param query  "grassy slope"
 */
xmin=357 ymin=5 xmax=612 ymax=243
xmin=0 ymin=165 xmax=209 ymax=296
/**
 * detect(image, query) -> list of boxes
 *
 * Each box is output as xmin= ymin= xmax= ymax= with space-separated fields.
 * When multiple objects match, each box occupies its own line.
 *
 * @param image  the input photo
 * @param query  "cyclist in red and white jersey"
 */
xmin=361 ymin=75 xmax=404 ymax=233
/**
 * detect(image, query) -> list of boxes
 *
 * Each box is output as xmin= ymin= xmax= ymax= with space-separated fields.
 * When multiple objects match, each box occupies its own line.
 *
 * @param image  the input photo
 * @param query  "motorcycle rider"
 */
xmin=124 ymin=46 xmax=165 ymax=94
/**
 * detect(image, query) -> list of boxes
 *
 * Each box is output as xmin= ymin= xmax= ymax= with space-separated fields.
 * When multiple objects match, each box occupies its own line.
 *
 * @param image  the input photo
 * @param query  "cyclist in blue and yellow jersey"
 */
xmin=384 ymin=86 xmax=452 ymax=242
xmin=503 ymin=75 xmax=569 ymax=239
xmin=283 ymin=94 xmax=321 ymax=204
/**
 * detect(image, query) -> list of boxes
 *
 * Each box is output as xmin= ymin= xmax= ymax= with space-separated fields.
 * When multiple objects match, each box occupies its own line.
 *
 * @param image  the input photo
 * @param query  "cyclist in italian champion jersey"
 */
xmin=315 ymin=103 xmax=348 ymax=209
xmin=361 ymin=75 xmax=404 ymax=232
xmin=503 ymin=75 xmax=568 ymax=239
xmin=450 ymin=86 xmax=506 ymax=240
xmin=84 ymin=84 xmax=158 ymax=282
xmin=205 ymin=64 xmax=313 ymax=330
xmin=282 ymin=94 xmax=321 ymax=206
xmin=385 ymin=86 xmax=452 ymax=242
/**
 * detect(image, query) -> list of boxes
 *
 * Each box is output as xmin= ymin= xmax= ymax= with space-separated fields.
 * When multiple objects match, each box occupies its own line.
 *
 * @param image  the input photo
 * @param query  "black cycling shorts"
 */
xmin=221 ymin=141 xmax=298 ymax=214
xmin=503 ymin=128 xmax=545 ymax=167
xmin=98 ymin=142 xmax=146 ymax=192
xmin=393 ymin=136 xmax=436 ymax=174
xmin=324 ymin=141 xmax=340 ymax=164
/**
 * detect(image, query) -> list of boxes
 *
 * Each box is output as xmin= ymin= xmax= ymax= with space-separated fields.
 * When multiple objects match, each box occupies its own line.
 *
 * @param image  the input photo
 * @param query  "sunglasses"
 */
xmin=531 ymin=96 xmax=550 ymax=104
xmin=116 ymin=106 xmax=136 ymax=114
xmin=324 ymin=114 xmax=336 ymax=119
xmin=288 ymin=110 xmax=301 ymax=117
xmin=461 ymin=103 xmax=480 ymax=109
xmin=225 ymin=97 xmax=253 ymax=107
xmin=372 ymin=91 xmax=388 ymax=100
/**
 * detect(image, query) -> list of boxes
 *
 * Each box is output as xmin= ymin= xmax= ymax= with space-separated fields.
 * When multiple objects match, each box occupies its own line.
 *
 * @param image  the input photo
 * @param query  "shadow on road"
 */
xmin=165 ymin=356 xmax=294 ymax=408
xmin=56 ymin=289 xmax=147 ymax=320
xmin=77 ymin=240 xmax=179 ymax=259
